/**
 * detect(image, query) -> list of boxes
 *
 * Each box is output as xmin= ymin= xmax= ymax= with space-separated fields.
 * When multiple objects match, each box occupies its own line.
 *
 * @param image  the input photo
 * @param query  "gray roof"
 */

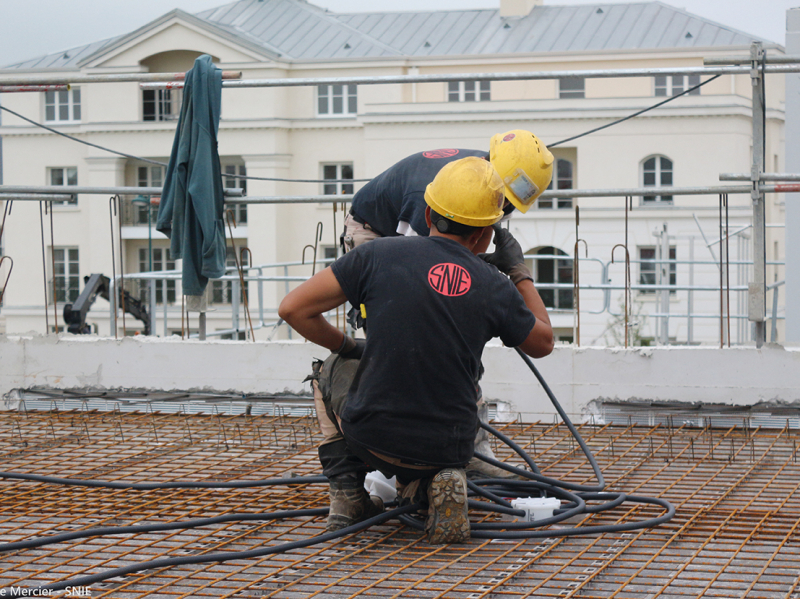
xmin=2 ymin=0 xmax=767 ymax=69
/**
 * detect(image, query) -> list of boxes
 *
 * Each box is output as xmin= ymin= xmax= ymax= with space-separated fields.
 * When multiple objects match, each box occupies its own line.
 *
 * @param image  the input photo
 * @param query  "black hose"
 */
xmin=0 ymin=471 xmax=327 ymax=490
xmin=0 ymin=348 xmax=675 ymax=593
xmin=30 ymin=504 xmax=421 ymax=594
xmin=0 ymin=509 xmax=327 ymax=554
xmin=513 ymin=347 xmax=606 ymax=491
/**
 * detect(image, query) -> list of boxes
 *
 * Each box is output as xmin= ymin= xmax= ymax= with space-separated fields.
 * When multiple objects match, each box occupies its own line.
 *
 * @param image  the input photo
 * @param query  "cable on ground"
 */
xmin=0 ymin=348 xmax=674 ymax=593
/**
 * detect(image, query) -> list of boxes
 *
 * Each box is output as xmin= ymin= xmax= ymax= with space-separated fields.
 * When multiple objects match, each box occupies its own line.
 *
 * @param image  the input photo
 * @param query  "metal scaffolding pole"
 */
xmin=0 ymin=71 xmax=243 ymax=87
xmin=224 ymin=184 xmax=800 ymax=205
xmin=788 ymin=9 xmax=800 ymax=344
xmin=132 ymin=64 xmax=800 ymax=90
xmin=721 ymin=173 xmax=800 ymax=181
xmin=750 ymin=42 xmax=767 ymax=347
xmin=0 ymin=185 xmax=243 ymax=197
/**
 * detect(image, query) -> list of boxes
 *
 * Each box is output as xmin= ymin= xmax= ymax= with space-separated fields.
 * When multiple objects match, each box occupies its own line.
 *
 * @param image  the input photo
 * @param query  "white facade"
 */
xmin=0 ymin=2 xmax=786 ymax=346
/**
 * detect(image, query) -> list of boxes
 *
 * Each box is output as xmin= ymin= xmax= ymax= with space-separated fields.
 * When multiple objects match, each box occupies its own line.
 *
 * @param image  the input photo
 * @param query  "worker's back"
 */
xmin=330 ymin=234 xmax=535 ymax=467
xmin=351 ymin=149 xmax=487 ymax=237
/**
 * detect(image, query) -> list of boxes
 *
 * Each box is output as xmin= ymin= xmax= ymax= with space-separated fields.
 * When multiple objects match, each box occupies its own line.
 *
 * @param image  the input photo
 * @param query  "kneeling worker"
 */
xmin=279 ymin=156 xmax=554 ymax=544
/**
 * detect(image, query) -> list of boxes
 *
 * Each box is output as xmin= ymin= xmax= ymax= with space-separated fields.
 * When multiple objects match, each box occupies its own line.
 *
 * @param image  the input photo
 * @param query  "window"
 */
xmin=212 ymin=247 xmax=248 ymax=304
xmin=639 ymin=247 xmax=676 ymax=294
xmin=223 ymin=164 xmax=247 ymax=225
xmin=448 ymin=81 xmax=490 ymax=102
xmin=139 ymin=248 xmax=175 ymax=304
xmin=540 ymin=158 xmax=574 ymax=210
xmin=559 ymin=77 xmax=585 ymax=99
xmin=136 ymin=165 xmax=165 ymax=224
xmin=322 ymin=164 xmax=354 ymax=195
xmin=143 ymin=89 xmax=181 ymax=121
xmin=45 ymin=88 xmax=81 ymax=122
xmin=53 ymin=248 xmax=80 ymax=303
xmin=654 ymin=75 xmax=701 ymax=97
xmin=317 ymin=84 xmax=357 ymax=116
xmin=48 ymin=167 xmax=78 ymax=205
xmin=525 ymin=247 xmax=574 ymax=310
xmin=642 ymin=156 xmax=673 ymax=204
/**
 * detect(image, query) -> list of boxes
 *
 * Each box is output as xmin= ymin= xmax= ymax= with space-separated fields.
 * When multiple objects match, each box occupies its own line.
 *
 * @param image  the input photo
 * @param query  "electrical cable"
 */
xmin=27 ymin=504 xmax=422 ymax=595
xmin=0 ymin=508 xmax=328 ymax=554
xmin=0 ymin=471 xmax=327 ymax=490
xmin=0 ymin=348 xmax=674 ymax=593
xmin=548 ymin=74 xmax=721 ymax=147
xmin=1 ymin=74 xmax=718 ymax=185
xmin=0 ymin=104 xmax=370 ymax=185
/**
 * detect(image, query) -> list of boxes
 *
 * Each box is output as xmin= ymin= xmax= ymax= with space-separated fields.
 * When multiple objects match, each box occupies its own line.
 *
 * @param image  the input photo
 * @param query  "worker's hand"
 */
xmin=479 ymin=224 xmax=533 ymax=285
xmin=335 ymin=336 xmax=366 ymax=360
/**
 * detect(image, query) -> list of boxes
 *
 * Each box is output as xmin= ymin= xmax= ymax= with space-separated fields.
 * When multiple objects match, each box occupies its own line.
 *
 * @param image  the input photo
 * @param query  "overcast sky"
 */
xmin=0 ymin=0 xmax=797 ymax=67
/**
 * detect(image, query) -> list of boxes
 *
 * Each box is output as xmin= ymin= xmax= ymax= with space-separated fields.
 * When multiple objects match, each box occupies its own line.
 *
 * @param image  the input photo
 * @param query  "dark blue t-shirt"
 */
xmin=351 ymin=149 xmax=488 ymax=237
xmin=330 ymin=235 xmax=536 ymax=467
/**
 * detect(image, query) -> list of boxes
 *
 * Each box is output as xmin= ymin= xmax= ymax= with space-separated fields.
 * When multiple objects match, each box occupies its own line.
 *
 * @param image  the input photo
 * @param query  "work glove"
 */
xmin=334 ymin=335 xmax=366 ymax=361
xmin=479 ymin=224 xmax=534 ymax=285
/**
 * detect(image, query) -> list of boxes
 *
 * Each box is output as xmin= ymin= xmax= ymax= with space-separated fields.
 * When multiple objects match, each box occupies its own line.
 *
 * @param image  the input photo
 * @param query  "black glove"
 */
xmin=478 ymin=224 xmax=533 ymax=285
xmin=335 ymin=335 xmax=366 ymax=360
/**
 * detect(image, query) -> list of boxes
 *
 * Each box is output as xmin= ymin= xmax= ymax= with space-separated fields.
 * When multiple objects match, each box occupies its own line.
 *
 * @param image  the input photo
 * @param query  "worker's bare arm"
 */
xmin=278 ymin=267 xmax=348 ymax=351
xmin=515 ymin=279 xmax=554 ymax=359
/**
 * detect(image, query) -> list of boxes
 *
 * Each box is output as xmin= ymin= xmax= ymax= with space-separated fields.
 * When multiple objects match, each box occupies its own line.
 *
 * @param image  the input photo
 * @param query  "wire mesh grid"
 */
xmin=2 ymin=406 xmax=800 ymax=598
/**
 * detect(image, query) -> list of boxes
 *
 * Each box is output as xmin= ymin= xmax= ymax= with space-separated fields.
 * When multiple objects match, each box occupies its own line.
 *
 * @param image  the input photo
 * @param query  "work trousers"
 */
xmin=312 ymin=354 xmax=442 ymax=486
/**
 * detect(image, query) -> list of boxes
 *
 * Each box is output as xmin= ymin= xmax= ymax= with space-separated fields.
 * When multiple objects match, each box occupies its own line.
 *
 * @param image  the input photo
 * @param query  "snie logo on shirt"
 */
xmin=427 ymin=263 xmax=472 ymax=297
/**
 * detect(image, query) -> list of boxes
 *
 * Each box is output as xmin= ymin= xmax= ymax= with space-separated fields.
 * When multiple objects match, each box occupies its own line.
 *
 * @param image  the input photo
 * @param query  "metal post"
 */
xmin=232 ymin=278 xmax=240 ymax=334
xmin=750 ymin=41 xmax=767 ymax=347
xmin=163 ymin=288 xmax=168 ymax=337
xmin=659 ymin=224 xmax=670 ymax=345
xmin=688 ymin=237 xmax=694 ymax=344
xmin=785 ymin=9 xmax=800 ymax=344
xmin=147 ymin=203 xmax=155 ymax=337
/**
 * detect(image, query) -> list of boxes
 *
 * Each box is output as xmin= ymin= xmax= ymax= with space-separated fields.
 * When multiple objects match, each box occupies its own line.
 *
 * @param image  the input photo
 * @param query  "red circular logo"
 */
xmin=423 ymin=149 xmax=459 ymax=159
xmin=428 ymin=263 xmax=472 ymax=297
xmin=502 ymin=133 xmax=516 ymax=142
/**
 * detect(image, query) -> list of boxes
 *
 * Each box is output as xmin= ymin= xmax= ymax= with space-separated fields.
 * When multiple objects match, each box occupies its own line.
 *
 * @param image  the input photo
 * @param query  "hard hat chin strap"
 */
xmin=430 ymin=209 xmax=479 ymax=237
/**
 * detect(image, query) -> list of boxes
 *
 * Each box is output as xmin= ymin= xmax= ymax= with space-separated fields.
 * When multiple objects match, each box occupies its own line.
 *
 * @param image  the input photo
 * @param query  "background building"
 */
xmin=0 ymin=0 xmax=785 ymax=344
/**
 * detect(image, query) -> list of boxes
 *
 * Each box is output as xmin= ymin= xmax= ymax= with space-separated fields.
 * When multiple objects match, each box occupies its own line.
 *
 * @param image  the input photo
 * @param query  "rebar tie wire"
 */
xmin=0 ymin=74 xmax=720 ymax=185
xmin=225 ymin=209 xmax=255 ymax=341
xmin=38 ymin=202 xmax=49 ymax=332
xmin=0 ymin=256 xmax=13 ymax=306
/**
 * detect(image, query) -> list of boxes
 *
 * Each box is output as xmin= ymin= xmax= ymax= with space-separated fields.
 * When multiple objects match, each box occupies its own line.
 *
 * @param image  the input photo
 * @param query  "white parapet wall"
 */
xmin=1 ymin=335 xmax=799 ymax=418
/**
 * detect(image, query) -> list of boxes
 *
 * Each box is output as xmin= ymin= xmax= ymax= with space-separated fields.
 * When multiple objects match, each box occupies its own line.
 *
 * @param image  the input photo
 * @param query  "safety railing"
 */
xmin=107 ymin=252 xmax=784 ymax=347
xmin=0 ymin=42 xmax=794 ymax=347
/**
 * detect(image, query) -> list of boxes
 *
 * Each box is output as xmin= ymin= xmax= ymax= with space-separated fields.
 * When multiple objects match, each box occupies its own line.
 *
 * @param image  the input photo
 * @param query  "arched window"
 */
xmin=525 ymin=247 xmax=573 ymax=309
xmin=641 ymin=156 xmax=673 ymax=204
xmin=540 ymin=158 xmax=573 ymax=209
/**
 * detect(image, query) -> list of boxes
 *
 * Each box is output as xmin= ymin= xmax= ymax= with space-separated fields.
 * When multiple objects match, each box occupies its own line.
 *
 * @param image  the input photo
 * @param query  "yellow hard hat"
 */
xmin=490 ymin=130 xmax=554 ymax=213
xmin=424 ymin=156 xmax=505 ymax=227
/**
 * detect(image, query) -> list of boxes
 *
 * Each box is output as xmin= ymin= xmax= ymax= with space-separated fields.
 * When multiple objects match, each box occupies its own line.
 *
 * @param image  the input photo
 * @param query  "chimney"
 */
xmin=499 ymin=0 xmax=542 ymax=17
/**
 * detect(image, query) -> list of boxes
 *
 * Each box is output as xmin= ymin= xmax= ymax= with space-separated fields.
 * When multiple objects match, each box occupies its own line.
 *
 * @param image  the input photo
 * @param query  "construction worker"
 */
xmin=341 ymin=130 xmax=554 ymax=478
xmin=279 ymin=156 xmax=554 ymax=544
xmin=342 ymin=130 xmax=553 ymax=251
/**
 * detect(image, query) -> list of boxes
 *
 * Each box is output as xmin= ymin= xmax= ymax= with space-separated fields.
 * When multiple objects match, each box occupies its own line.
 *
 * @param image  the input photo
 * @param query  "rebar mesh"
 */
xmin=2 ymin=407 xmax=800 ymax=598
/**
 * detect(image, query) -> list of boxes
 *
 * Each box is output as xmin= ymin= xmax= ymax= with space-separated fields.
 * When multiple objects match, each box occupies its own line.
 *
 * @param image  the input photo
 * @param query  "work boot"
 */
xmin=327 ymin=473 xmax=384 ymax=532
xmin=466 ymin=440 xmax=525 ymax=480
xmin=467 ymin=400 xmax=525 ymax=479
xmin=426 ymin=468 xmax=470 ymax=544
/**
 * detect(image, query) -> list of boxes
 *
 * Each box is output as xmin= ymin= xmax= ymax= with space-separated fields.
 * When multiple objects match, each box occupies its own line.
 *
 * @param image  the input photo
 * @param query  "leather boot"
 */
xmin=426 ymin=468 xmax=470 ymax=544
xmin=466 ymin=402 xmax=524 ymax=479
xmin=327 ymin=473 xmax=384 ymax=532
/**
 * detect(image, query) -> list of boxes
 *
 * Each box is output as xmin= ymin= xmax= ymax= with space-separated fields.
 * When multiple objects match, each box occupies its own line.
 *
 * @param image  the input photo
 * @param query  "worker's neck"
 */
xmin=429 ymin=228 xmax=478 ymax=252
